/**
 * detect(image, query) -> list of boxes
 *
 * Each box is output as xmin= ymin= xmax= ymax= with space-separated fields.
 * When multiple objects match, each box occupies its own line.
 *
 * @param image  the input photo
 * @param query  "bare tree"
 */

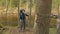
xmin=17 ymin=0 xmax=20 ymax=27
xmin=6 ymin=0 xmax=9 ymax=24
xmin=34 ymin=0 xmax=52 ymax=34
xmin=57 ymin=0 xmax=60 ymax=34
xmin=26 ymin=0 xmax=32 ymax=27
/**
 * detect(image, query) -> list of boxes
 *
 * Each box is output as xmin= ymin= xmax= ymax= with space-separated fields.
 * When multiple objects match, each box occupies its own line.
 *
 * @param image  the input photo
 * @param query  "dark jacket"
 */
xmin=20 ymin=10 xmax=28 ymax=20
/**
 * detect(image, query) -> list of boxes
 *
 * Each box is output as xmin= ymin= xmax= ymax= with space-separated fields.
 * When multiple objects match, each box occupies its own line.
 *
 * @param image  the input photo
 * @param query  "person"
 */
xmin=19 ymin=9 xmax=28 ymax=32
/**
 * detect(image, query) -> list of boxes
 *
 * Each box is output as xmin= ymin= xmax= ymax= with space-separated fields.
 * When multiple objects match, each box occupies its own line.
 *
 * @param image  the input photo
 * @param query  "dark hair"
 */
xmin=20 ymin=9 xmax=25 ymax=13
xmin=22 ymin=9 xmax=25 ymax=12
xmin=20 ymin=10 xmax=23 ymax=13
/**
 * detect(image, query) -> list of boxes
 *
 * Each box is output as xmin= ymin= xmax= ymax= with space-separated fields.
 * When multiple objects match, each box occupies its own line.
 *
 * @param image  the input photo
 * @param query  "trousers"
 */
xmin=20 ymin=19 xmax=26 ymax=31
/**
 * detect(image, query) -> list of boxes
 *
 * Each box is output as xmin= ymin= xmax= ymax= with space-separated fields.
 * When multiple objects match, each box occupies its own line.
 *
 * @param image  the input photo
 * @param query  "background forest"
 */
xmin=0 ymin=0 xmax=58 ymax=34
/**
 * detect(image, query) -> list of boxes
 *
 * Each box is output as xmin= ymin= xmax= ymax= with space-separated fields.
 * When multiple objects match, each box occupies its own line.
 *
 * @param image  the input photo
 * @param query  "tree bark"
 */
xmin=34 ymin=0 xmax=52 ymax=34
xmin=17 ymin=0 xmax=20 ymax=27
xmin=57 ymin=0 xmax=60 ymax=34
xmin=57 ymin=18 xmax=60 ymax=34
xmin=6 ymin=0 xmax=9 ymax=24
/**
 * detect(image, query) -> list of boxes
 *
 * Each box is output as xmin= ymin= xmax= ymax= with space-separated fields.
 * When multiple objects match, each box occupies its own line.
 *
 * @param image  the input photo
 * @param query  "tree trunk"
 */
xmin=57 ymin=18 xmax=60 ymax=34
xmin=26 ymin=0 xmax=32 ymax=27
xmin=57 ymin=0 xmax=60 ymax=34
xmin=29 ymin=0 xmax=32 ymax=27
xmin=18 ymin=0 xmax=20 ymax=27
xmin=6 ymin=0 xmax=9 ymax=24
xmin=34 ymin=0 xmax=52 ymax=34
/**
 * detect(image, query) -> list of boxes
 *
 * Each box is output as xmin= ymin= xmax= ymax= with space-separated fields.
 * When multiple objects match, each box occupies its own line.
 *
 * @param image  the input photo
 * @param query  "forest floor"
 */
xmin=0 ymin=26 xmax=56 ymax=34
xmin=3 ymin=27 xmax=33 ymax=34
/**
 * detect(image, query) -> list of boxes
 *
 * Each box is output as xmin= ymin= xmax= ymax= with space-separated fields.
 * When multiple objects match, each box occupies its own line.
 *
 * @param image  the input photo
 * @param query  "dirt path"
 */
xmin=10 ymin=28 xmax=19 ymax=34
xmin=3 ymin=27 xmax=33 ymax=34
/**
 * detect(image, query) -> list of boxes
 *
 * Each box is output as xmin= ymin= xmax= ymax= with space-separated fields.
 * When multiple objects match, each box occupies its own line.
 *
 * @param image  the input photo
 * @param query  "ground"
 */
xmin=0 ymin=26 xmax=56 ymax=34
xmin=3 ymin=27 xmax=33 ymax=34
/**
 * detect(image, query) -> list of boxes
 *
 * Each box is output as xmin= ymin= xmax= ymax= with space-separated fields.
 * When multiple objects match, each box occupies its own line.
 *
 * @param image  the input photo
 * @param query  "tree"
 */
xmin=34 ymin=0 xmax=52 ymax=34
xmin=17 ymin=0 xmax=20 ymax=27
xmin=6 ymin=0 xmax=9 ymax=24
xmin=57 ymin=0 xmax=60 ymax=34
xmin=29 ymin=0 xmax=32 ymax=27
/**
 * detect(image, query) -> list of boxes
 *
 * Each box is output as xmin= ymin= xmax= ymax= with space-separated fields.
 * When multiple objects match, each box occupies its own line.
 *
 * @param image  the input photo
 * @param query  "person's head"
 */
xmin=20 ymin=9 xmax=25 ymax=13
xmin=20 ymin=10 xmax=23 ymax=13
xmin=23 ymin=9 xmax=25 ymax=13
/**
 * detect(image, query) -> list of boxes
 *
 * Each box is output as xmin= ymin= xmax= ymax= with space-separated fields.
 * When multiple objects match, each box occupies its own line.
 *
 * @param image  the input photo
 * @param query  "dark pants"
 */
xmin=20 ymin=19 xmax=26 ymax=31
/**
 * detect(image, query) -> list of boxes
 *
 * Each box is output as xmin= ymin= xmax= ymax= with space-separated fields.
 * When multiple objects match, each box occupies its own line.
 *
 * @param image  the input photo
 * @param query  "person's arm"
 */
xmin=25 ymin=14 xmax=29 ymax=16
